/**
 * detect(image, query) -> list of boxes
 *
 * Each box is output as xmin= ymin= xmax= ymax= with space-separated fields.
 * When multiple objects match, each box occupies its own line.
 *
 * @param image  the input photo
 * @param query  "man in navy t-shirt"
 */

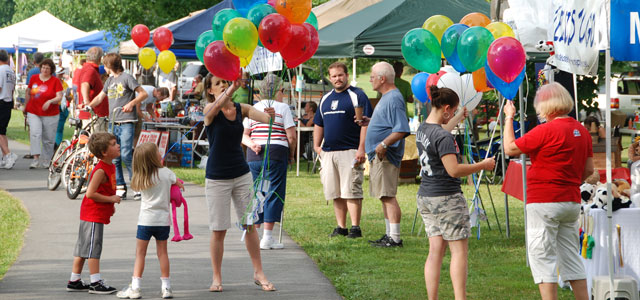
xmin=313 ymin=61 xmax=372 ymax=239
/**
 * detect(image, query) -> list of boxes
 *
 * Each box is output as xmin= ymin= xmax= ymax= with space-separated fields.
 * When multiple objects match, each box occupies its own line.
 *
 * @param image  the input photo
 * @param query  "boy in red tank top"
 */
xmin=66 ymin=132 xmax=122 ymax=294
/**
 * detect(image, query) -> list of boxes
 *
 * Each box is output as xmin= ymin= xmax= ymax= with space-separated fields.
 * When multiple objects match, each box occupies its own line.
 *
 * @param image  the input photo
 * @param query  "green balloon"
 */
xmin=212 ymin=9 xmax=241 ymax=41
xmin=196 ymin=30 xmax=215 ymax=63
xmin=305 ymin=11 xmax=318 ymax=31
xmin=456 ymin=26 xmax=494 ymax=72
xmin=247 ymin=4 xmax=276 ymax=28
xmin=401 ymin=28 xmax=441 ymax=74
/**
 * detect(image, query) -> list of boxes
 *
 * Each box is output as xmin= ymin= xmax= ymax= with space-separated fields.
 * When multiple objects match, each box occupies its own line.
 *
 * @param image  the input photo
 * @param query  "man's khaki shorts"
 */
xmin=319 ymin=149 xmax=363 ymax=200
xmin=417 ymin=193 xmax=470 ymax=240
xmin=369 ymin=155 xmax=399 ymax=199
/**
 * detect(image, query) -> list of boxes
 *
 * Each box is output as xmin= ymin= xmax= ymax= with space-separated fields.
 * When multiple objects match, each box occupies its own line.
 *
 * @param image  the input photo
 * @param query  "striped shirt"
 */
xmin=243 ymin=100 xmax=295 ymax=148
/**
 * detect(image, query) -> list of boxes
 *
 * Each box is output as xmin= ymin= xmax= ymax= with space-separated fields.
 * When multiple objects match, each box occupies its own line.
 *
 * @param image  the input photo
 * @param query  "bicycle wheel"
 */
xmin=47 ymin=140 xmax=71 ymax=190
xmin=61 ymin=149 xmax=78 ymax=189
xmin=66 ymin=150 xmax=87 ymax=199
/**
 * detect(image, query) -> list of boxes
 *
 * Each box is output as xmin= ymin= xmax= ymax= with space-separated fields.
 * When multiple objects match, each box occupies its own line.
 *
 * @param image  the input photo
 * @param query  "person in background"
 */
xmin=299 ymin=101 xmax=317 ymax=127
xmin=54 ymin=67 xmax=73 ymax=149
xmin=158 ymin=63 xmax=178 ymax=100
xmin=27 ymin=52 xmax=44 ymax=85
xmin=134 ymin=86 xmax=169 ymax=145
xmin=299 ymin=101 xmax=317 ymax=160
xmin=79 ymin=47 xmax=108 ymax=132
xmin=232 ymin=72 xmax=252 ymax=105
xmin=503 ymin=82 xmax=592 ymax=300
xmin=392 ymin=61 xmax=415 ymax=119
xmin=365 ymin=62 xmax=410 ymax=247
xmin=582 ymin=116 xmax=606 ymax=139
xmin=0 ymin=49 xmax=18 ymax=169
xmin=183 ymin=74 xmax=204 ymax=101
xmin=242 ymin=73 xmax=296 ymax=250
xmin=24 ymin=58 xmax=63 ymax=169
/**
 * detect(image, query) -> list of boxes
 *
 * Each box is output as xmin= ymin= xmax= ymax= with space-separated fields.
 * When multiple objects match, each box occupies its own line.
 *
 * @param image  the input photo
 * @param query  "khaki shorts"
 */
xmin=319 ymin=149 xmax=364 ymax=200
xmin=417 ymin=193 xmax=470 ymax=240
xmin=205 ymin=172 xmax=252 ymax=231
xmin=369 ymin=155 xmax=399 ymax=199
xmin=526 ymin=202 xmax=585 ymax=284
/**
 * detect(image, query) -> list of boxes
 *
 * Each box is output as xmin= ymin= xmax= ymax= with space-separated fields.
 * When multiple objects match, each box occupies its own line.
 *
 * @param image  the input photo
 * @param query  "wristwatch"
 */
xmin=380 ymin=141 xmax=388 ymax=149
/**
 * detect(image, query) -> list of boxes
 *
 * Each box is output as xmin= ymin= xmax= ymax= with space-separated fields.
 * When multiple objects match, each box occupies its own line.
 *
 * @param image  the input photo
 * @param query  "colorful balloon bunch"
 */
xmin=132 ymin=24 xmax=177 ymax=74
xmin=196 ymin=0 xmax=319 ymax=81
xmin=404 ymin=12 xmax=527 ymax=102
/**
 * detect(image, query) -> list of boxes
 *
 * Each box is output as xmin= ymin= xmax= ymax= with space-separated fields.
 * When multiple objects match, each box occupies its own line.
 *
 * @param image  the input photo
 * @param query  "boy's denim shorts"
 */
xmin=136 ymin=225 xmax=170 ymax=241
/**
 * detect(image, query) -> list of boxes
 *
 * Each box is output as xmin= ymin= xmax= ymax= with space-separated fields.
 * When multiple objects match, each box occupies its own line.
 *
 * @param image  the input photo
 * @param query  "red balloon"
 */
xmin=131 ymin=24 xmax=150 ymax=48
xmin=153 ymin=27 xmax=173 ymax=52
xmin=203 ymin=41 xmax=241 ymax=81
xmin=487 ymin=37 xmax=525 ymax=83
xmin=286 ymin=23 xmax=318 ymax=68
xmin=280 ymin=24 xmax=311 ymax=64
xmin=259 ymin=13 xmax=292 ymax=53
xmin=426 ymin=70 xmax=446 ymax=100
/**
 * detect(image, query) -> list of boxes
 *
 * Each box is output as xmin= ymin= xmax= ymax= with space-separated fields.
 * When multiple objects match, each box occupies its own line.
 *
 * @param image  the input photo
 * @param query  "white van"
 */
xmin=597 ymin=76 xmax=640 ymax=116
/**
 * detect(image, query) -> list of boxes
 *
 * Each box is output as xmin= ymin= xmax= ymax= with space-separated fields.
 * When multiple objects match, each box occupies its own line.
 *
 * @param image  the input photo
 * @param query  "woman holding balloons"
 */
xmin=202 ymin=72 xmax=276 ymax=292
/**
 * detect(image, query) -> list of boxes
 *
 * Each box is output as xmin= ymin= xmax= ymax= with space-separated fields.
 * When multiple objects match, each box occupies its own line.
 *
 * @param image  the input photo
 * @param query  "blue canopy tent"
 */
xmin=62 ymin=30 xmax=115 ymax=51
xmin=0 ymin=46 xmax=37 ymax=54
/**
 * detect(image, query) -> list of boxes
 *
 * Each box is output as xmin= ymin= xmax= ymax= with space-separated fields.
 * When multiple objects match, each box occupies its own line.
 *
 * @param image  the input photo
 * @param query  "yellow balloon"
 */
xmin=239 ymin=53 xmax=253 ymax=68
xmin=157 ymin=50 xmax=176 ymax=74
xmin=138 ymin=48 xmax=156 ymax=70
xmin=485 ymin=22 xmax=515 ymax=39
xmin=422 ymin=15 xmax=454 ymax=42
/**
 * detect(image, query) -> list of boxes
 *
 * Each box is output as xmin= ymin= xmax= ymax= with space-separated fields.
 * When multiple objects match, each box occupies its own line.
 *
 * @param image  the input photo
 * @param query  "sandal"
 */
xmin=254 ymin=280 xmax=276 ymax=292
xmin=209 ymin=283 xmax=223 ymax=292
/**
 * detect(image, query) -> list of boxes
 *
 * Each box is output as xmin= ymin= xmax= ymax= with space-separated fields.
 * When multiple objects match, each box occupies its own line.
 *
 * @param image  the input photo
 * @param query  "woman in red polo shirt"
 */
xmin=503 ymin=82 xmax=594 ymax=300
xmin=24 ymin=58 xmax=63 ymax=169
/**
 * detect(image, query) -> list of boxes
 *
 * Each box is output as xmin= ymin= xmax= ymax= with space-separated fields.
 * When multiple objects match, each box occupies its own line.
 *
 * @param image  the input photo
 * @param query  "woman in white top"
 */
xmin=242 ymin=73 xmax=296 ymax=250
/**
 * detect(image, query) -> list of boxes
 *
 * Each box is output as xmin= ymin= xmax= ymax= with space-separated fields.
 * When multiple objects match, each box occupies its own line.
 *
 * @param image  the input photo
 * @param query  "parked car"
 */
xmin=596 ymin=75 xmax=640 ymax=117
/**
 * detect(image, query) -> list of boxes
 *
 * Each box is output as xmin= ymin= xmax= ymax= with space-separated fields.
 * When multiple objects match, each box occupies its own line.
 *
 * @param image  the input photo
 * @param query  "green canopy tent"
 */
xmin=314 ymin=0 xmax=490 ymax=59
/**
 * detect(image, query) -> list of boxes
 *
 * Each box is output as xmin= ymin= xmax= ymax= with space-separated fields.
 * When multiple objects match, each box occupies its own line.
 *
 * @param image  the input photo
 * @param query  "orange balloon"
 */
xmin=472 ymin=67 xmax=493 ymax=92
xmin=460 ymin=12 xmax=491 ymax=27
xmin=276 ymin=0 xmax=312 ymax=24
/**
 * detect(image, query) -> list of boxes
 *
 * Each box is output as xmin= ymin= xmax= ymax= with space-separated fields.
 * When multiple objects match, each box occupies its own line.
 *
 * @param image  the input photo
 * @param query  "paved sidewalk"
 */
xmin=0 ymin=140 xmax=341 ymax=300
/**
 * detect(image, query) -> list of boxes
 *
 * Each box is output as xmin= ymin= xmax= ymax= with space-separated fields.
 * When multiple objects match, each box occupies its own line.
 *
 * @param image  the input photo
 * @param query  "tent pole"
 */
xmin=573 ymin=73 xmax=579 ymax=119
xmin=296 ymin=66 xmax=303 ymax=176
xmin=605 ymin=34 xmax=615 ymax=299
xmin=352 ymin=58 xmax=357 ymax=86
xmin=500 ymin=94 xmax=510 ymax=238
xmin=518 ymin=84 xmax=529 ymax=267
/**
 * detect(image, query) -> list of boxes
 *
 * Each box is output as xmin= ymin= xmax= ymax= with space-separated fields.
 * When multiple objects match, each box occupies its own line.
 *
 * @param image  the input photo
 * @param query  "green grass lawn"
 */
xmin=6 ymin=109 xmax=74 ymax=145
xmin=172 ymin=163 xmax=577 ymax=300
xmin=0 ymin=190 xmax=29 ymax=280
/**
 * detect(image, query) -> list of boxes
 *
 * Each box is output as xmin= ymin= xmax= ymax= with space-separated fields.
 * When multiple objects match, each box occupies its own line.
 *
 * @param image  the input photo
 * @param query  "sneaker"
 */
xmin=329 ymin=227 xmax=348 ymax=237
xmin=133 ymin=192 xmax=141 ymax=201
xmin=161 ymin=287 xmax=173 ymax=299
xmin=260 ymin=236 xmax=284 ymax=250
xmin=66 ymin=279 xmax=90 ymax=292
xmin=347 ymin=226 xmax=362 ymax=238
xmin=116 ymin=284 xmax=141 ymax=299
xmin=89 ymin=280 xmax=117 ymax=295
xmin=3 ymin=153 xmax=17 ymax=169
xmin=371 ymin=237 xmax=403 ymax=248
xmin=368 ymin=234 xmax=389 ymax=244
xmin=116 ymin=185 xmax=127 ymax=199
xmin=29 ymin=159 xmax=39 ymax=169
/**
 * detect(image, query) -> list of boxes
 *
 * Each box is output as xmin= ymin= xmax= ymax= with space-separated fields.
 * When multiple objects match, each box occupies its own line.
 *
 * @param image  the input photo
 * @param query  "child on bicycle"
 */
xmin=67 ymin=132 xmax=121 ymax=294
xmin=116 ymin=142 xmax=183 ymax=299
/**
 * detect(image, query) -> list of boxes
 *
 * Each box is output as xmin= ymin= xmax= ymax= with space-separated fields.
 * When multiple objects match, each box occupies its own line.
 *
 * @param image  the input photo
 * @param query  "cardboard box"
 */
xmin=164 ymin=152 xmax=182 ymax=168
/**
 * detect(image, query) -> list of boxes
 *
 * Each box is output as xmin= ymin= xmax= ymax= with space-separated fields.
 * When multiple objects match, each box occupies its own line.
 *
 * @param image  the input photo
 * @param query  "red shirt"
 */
xmin=26 ymin=75 xmax=62 ymax=116
xmin=72 ymin=67 xmax=82 ymax=88
xmin=78 ymin=62 xmax=108 ymax=118
xmin=80 ymin=160 xmax=116 ymax=224
xmin=515 ymin=118 xmax=593 ymax=204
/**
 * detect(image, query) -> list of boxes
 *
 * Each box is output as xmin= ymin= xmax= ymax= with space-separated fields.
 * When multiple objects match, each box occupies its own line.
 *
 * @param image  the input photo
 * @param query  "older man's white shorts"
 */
xmin=205 ymin=173 xmax=252 ymax=231
xmin=526 ymin=202 xmax=586 ymax=284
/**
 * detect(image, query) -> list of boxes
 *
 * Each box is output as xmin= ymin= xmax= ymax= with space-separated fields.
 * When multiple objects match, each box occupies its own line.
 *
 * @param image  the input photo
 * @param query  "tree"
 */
xmin=0 ymin=0 xmax=15 ymax=27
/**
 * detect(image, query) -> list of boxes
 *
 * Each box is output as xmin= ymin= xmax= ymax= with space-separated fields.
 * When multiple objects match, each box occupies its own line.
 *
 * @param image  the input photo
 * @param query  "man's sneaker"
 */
xmin=347 ymin=226 xmax=362 ymax=238
xmin=66 ymin=279 xmax=90 ymax=292
xmin=89 ymin=280 xmax=117 ymax=294
xmin=161 ymin=287 xmax=173 ymax=299
xmin=29 ymin=159 xmax=39 ymax=169
xmin=329 ymin=227 xmax=348 ymax=237
xmin=133 ymin=192 xmax=142 ymax=201
xmin=368 ymin=234 xmax=390 ymax=244
xmin=116 ymin=284 xmax=141 ymax=299
xmin=260 ymin=236 xmax=284 ymax=250
xmin=3 ymin=153 xmax=17 ymax=169
xmin=371 ymin=237 xmax=403 ymax=248
xmin=116 ymin=185 xmax=127 ymax=200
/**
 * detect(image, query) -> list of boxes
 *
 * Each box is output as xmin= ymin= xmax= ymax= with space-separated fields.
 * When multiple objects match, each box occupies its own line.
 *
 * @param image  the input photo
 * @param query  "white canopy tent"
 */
xmin=0 ymin=11 xmax=88 ymax=52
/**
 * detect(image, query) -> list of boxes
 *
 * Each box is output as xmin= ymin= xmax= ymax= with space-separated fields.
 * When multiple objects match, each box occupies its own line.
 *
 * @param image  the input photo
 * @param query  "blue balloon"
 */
xmin=411 ymin=72 xmax=430 ymax=103
xmin=485 ymin=61 xmax=525 ymax=100
xmin=441 ymin=24 xmax=468 ymax=73
xmin=233 ymin=0 xmax=268 ymax=17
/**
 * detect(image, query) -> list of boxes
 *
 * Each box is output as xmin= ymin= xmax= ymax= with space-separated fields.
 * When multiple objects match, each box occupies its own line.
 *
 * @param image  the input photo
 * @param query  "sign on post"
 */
xmin=611 ymin=0 xmax=640 ymax=61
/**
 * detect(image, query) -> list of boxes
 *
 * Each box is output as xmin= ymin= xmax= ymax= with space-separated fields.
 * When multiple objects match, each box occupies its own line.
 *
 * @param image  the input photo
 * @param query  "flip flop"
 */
xmin=254 ymin=280 xmax=276 ymax=292
xmin=209 ymin=284 xmax=223 ymax=292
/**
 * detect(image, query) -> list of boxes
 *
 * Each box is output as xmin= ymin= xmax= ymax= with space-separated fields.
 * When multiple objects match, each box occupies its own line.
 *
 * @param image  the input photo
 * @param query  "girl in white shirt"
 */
xmin=117 ymin=142 xmax=183 ymax=299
